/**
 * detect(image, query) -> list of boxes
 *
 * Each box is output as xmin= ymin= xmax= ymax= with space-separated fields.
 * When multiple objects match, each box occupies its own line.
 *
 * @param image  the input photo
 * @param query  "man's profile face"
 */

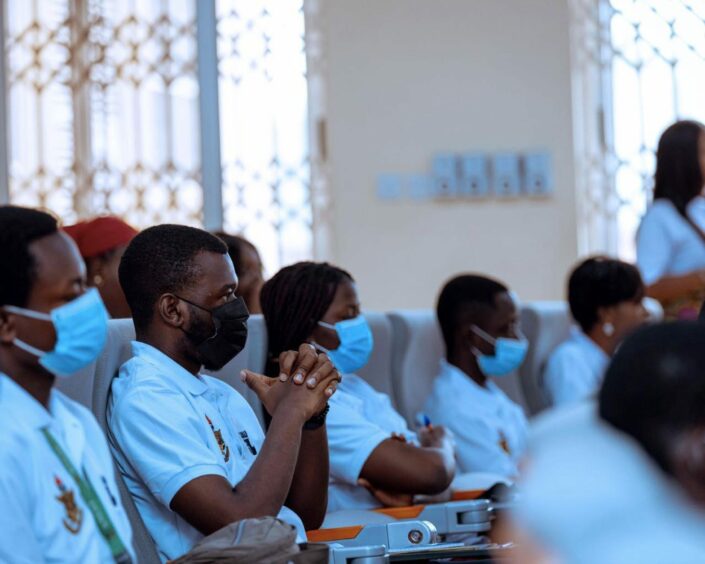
xmin=471 ymin=291 xmax=519 ymax=357
xmin=176 ymin=251 xmax=239 ymax=368
xmin=3 ymin=231 xmax=86 ymax=369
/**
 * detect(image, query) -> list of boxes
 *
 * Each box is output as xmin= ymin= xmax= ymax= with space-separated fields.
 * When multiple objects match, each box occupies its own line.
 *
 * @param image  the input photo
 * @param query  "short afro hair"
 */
xmin=436 ymin=274 xmax=508 ymax=357
xmin=119 ymin=224 xmax=227 ymax=329
xmin=568 ymin=256 xmax=644 ymax=333
xmin=0 ymin=206 xmax=58 ymax=307
xmin=600 ymin=321 xmax=705 ymax=475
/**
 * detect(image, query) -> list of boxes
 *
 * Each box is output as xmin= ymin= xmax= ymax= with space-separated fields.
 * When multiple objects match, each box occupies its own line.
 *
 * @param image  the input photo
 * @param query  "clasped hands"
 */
xmin=241 ymin=343 xmax=341 ymax=422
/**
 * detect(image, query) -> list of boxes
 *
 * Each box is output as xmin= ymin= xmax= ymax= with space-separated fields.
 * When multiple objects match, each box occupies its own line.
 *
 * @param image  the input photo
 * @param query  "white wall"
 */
xmin=323 ymin=0 xmax=578 ymax=310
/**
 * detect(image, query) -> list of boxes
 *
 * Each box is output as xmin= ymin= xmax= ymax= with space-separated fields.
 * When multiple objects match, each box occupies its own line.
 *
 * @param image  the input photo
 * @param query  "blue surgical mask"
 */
xmin=4 ymin=288 xmax=109 ymax=377
xmin=471 ymin=325 xmax=528 ymax=377
xmin=316 ymin=316 xmax=374 ymax=374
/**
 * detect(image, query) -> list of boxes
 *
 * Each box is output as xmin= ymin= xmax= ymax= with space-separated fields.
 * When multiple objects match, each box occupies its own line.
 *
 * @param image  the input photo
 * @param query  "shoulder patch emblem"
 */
xmin=205 ymin=414 xmax=230 ymax=462
xmin=54 ymin=476 xmax=83 ymax=534
xmin=499 ymin=431 xmax=511 ymax=455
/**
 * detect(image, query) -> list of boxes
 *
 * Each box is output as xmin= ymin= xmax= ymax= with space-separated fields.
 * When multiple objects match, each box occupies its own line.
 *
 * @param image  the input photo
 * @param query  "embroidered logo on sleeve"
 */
xmin=54 ymin=476 xmax=83 ymax=534
xmin=205 ymin=414 xmax=230 ymax=462
xmin=239 ymin=430 xmax=258 ymax=456
xmin=498 ymin=432 xmax=511 ymax=455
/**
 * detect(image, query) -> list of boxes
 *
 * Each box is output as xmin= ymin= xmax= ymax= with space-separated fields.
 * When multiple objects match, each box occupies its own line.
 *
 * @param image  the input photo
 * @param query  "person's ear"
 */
xmin=158 ymin=294 xmax=188 ymax=328
xmin=672 ymin=427 xmax=705 ymax=507
xmin=0 ymin=309 xmax=17 ymax=345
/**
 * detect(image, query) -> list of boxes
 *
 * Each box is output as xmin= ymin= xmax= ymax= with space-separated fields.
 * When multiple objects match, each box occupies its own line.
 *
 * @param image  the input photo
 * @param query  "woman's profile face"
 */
xmin=609 ymin=298 xmax=649 ymax=344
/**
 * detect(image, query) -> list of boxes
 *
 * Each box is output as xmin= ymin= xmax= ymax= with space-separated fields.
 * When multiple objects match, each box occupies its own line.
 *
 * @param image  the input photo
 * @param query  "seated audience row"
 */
xmin=4 ymin=196 xmax=705 ymax=563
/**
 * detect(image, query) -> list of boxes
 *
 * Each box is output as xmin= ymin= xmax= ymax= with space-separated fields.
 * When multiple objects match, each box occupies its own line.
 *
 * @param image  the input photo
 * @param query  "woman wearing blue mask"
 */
xmin=261 ymin=262 xmax=456 ymax=512
xmin=423 ymin=274 xmax=529 ymax=479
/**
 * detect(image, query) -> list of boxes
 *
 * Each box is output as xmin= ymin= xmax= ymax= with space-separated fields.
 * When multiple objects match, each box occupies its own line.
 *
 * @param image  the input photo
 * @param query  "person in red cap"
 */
xmin=63 ymin=216 xmax=138 ymax=318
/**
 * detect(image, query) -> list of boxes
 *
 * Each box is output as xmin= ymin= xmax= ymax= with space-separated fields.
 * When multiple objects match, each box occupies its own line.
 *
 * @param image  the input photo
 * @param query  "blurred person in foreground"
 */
xmin=512 ymin=322 xmax=705 ymax=563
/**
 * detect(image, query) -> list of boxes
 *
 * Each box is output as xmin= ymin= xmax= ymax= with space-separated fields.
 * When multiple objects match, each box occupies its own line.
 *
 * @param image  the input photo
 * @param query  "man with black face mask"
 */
xmin=108 ymin=225 xmax=340 ymax=563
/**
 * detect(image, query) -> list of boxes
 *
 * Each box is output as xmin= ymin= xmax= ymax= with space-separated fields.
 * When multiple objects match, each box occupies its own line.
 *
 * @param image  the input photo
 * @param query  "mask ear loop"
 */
xmin=470 ymin=325 xmax=498 ymax=360
xmin=3 ymin=305 xmax=53 ymax=322
xmin=2 ymin=306 xmax=54 ymax=358
xmin=12 ymin=337 xmax=49 ymax=358
xmin=470 ymin=324 xmax=496 ymax=344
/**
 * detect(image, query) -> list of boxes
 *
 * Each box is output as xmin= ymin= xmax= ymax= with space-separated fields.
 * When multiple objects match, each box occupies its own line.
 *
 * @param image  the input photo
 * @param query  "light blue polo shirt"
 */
xmin=0 ymin=374 xmax=134 ymax=563
xmin=107 ymin=341 xmax=305 ymax=562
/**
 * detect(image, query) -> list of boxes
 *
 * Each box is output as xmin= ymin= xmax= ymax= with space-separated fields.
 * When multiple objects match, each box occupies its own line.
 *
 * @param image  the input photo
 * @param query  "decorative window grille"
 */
xmin=216 ymin=0 xmax=314 ymax=269
xmin=3 ymin=0 xmax=324 ymax=272
xmin=572 ymin=0 xmax=705 ymax=259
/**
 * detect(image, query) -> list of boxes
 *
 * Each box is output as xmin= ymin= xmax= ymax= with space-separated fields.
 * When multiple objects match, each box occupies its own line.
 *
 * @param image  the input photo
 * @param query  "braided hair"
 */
xmin=260 ymin=261 xmax=353 ymax=377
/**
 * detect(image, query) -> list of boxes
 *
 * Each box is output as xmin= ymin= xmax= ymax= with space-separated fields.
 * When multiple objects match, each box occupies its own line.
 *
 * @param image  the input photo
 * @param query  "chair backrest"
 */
xmin=204 ymin=314 xmax=268 ymax=426
xmin=518 ymin=301 xmax=572 ymax=416
xmin=91 ymin=319 xmax=161 ymax=564
xmin=357 ymin=312 xmax=396 ymax=401
xmin=55 ymin=360 xmax=96 ymax=407
xmin=388 ymin=310 xmax=445 ymax=425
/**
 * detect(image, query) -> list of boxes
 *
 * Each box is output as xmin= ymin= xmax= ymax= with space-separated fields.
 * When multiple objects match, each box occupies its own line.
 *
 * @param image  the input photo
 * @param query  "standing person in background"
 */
xmin=261 ymin=262 xmax=456 ymax=511
xmin=64 ymin=216 xmax=138 ymax=319
xmin=214 ymin=232 xmax=265 ymax=314
xmin=637 ymin=120 xmax=705 ymax=319
xmin=424 ymin=274 xmax=529 ymax=479
xmin=543 ymin=257 xmax=648 ymax=406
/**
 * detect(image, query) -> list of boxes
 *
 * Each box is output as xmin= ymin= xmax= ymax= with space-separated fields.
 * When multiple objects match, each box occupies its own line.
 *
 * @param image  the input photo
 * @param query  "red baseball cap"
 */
xmin=63 ymin=216 xmax=138 ymax=259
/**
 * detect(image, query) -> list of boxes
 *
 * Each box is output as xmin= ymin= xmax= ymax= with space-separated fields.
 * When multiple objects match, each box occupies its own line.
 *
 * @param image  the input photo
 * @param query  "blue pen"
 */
xmin=422 ymin=414 xmax=432 ymax=427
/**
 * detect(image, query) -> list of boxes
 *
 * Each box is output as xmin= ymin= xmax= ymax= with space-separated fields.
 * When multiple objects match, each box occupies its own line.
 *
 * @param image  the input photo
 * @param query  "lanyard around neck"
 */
xmin=42 ymin=428 xmax=132 ymax=564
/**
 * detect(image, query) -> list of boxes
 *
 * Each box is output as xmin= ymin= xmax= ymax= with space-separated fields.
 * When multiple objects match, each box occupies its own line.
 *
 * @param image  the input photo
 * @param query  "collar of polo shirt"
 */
xmin=2 ymin=373 xmax=58 ymax=429
xmin=131 ymin=341 xmax=209 ymax=397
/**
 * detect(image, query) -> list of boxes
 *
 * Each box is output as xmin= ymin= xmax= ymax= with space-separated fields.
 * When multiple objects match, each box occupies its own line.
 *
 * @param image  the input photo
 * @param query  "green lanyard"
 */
xmin=42 ymin=428 xmax=132 ymax=564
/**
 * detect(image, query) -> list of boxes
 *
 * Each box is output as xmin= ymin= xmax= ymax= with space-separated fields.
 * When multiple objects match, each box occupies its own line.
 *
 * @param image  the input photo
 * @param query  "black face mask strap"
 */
xmin=174 ymin=294 xmax=212 ymax=314
xmin=174 ymin=295 xmax=217 ymax=346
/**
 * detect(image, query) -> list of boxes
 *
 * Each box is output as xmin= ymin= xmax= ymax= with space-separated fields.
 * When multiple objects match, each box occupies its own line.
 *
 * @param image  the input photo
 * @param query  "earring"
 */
xmin=93 ymin=274 xmax=104 ymax=287
xmin=602 ymin=322 xmax=615 ymax=337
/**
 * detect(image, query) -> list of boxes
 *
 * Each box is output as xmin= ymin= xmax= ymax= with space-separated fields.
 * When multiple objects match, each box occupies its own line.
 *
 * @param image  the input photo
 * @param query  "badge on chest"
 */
xmin=54 ymin=476 xmax=83 ymax=534
xmin=498 ymin=431 xmax=511 ymax=455
xmin=205 ymin=414 xmax=230 ymax=462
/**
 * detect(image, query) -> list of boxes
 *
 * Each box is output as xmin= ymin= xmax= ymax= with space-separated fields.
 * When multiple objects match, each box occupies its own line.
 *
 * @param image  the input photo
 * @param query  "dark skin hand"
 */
xmin=0 ymin=231 xmax=87 ymax=409
xmin=308 ymin=280 xmax=455 ymax=506
xmin=138 ymin=250 xmax=338 ymax=532
xmin=646 ymin=271 xmax=705 ymax=304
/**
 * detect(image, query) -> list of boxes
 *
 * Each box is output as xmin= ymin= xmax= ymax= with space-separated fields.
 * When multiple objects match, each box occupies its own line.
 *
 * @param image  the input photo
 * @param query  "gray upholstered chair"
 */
xmin=357 ymin=311 xmax=397 ymax=402
xmin=518 ymin=301 xmax=571 ymax=415
xmin=55 ymin=360 xmax=96 ymax=407
xmin=91 ymin=318 xmax=160 ymax=564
